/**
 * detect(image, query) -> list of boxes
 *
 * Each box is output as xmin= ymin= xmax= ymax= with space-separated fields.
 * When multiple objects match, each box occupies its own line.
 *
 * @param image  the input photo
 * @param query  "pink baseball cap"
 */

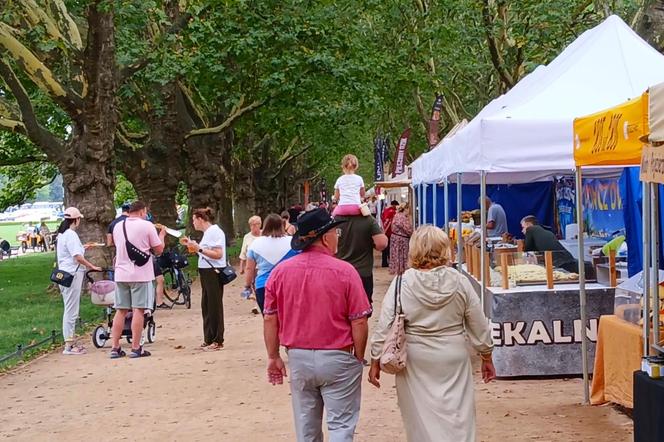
xmin=63 ymin=207 xmax=84 ymax=219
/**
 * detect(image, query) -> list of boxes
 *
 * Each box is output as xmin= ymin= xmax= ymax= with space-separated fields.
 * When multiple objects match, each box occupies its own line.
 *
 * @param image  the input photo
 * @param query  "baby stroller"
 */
xmin=86 ymin=269 xmax=156 ymax=348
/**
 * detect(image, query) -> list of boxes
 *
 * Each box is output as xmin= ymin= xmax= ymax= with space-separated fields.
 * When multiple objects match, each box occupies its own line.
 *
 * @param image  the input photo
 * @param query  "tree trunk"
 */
xmin=184 ymin=129 xmax=235 ymax=244
xmin=220 ymin=142 xmax=235 ymax=241
xmin=248 ymin=136 xmax=307 ymax=217
xmin=636 ymin=1 xmax=664 ymax=52
xmin=232 ymin=174 xmax=255 ymax=237
xmin=120 ymin=85 xmax=183 ymax=227
xmin=58 ymin=3 xmax=116 ymax=265
xmin=127 ymin=160 xmax=180 ymax=227
xmin=60 ymin=152 xmax=115 ymax=247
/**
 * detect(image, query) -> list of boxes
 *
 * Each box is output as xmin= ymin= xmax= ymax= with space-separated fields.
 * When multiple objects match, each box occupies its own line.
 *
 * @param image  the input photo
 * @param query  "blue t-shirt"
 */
xmin=247 ymin=236 xmax=299 ymax=289
xmin=487 ymin=203 xmax=508 ymax=237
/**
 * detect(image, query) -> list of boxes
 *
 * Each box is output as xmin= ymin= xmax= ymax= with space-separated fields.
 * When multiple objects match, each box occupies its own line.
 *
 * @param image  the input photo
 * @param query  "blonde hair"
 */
xmin=248 ymin=215 xmax=262 ymax=226
xmin=408 ymin=225 xmax=451 ymax=269
xmin=341 ymin=154 xmax=359 ymax=173
xmin=398 ymin=202 xmax=410 ymax=213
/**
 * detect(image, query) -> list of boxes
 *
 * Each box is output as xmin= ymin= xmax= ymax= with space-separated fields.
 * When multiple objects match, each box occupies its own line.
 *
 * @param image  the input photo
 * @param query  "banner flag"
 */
xmin=374 ymin=135 xmax=385 ymax=182
xmin=393 ymin=128 xmax=410 ymax=177
xmin=428 ymin=94 xmax=444 ymax=149
xmin=319 ymin=179 xmax=328 ymax=203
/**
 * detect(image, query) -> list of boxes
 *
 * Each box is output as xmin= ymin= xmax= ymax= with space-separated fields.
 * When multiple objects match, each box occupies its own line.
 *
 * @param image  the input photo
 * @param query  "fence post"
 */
xmin=51 ymin=330 xmax=57 ymax=344
xmin=16 ymin=344 xmax=23 ymax=359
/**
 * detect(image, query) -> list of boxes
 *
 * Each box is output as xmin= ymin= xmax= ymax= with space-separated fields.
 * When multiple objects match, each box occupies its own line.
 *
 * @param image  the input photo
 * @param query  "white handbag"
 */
xmin=379 ymin=275 xmax=407 ymax=374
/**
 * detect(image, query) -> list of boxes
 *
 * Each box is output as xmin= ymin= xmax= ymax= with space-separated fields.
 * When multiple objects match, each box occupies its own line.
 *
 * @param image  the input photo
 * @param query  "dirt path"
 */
xmin=0 ymin=265 xmax=632 ymax=441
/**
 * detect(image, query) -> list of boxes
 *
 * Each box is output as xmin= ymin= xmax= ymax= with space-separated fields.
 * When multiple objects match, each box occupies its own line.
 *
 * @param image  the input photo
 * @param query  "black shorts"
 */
xmin=153 ymin=259 xmax=162 ymax=277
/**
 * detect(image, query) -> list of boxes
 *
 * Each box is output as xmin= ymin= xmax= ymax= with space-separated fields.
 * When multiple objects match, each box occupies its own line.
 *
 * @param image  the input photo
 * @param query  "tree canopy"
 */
xmin=0 ymin=0 xmax=656 ymax=237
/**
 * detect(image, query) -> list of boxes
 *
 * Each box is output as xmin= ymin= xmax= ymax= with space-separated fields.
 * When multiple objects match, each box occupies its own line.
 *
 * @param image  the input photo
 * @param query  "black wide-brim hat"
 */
xmin=291 ymin=208 xmax=346 ymax=251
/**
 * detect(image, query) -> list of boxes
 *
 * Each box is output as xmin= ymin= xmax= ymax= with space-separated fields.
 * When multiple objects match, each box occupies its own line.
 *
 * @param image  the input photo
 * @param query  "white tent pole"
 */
xmin=643 ymin=182 xmax=651 ymax=355
xmin=575 ymin=167 xmax=589 ymax=404
xmin=480 ymin=171 xmax=487 ymax=313
xmin=444 ymin=178 xmax=450 ymax=235
xmin=457 ymin=173 xmax=464 ymax=266
xmin=423 ymin=183 xmax=428 ymax=225
xmin=651 ymin=184 xmax=660 ymax=352
xmin=433 ymin=183 xmax=438 ymax=227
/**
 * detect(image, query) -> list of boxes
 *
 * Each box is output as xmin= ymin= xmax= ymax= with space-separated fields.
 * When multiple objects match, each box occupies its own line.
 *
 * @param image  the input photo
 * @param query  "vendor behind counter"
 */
xmin=521 ymin=215 xmax=577 ymax=273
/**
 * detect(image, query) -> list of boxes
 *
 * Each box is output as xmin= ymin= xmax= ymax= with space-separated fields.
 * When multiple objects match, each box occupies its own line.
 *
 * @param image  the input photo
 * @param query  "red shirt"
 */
xmin=264 ymin=245 xmax=372 ymax=349
xmin=382 ymin=206 xmax=397 ymax=236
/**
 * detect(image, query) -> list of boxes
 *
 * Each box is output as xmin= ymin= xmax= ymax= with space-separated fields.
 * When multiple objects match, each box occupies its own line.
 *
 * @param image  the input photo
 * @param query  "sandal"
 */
xmin=110 ymin=347 xmax=126 ymax=359
xmin=203 ymin=342 xmax=222 ymax=351
xmin=129 ymin=346 xmax=151 ymax=358
xmin=156 ymin=303 xmax=171 ymax=310
xmin=200 ymin=342 xmax=209 ymax=348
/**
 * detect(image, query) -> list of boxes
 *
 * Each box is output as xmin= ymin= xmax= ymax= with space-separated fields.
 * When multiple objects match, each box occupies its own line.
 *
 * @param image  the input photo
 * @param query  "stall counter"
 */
xmin=466 ymin=272 xmax=615 ymax=377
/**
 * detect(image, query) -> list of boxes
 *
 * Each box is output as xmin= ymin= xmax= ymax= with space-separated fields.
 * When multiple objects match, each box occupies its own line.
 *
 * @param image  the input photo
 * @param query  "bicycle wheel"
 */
xmin=162 ymin=269 xmax=182 ymax=305
xmin=178 ymin=270 xmax=192 ymax=309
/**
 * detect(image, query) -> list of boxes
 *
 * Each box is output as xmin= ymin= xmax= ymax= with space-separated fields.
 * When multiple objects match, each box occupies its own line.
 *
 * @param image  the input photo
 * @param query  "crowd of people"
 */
xmin=51 ymin=153 xmax=495 ymax=442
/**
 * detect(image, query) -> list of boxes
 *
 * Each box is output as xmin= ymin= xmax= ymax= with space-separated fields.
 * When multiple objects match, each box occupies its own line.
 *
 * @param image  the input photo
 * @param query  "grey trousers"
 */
xmin=288 ymin=349 xmax=364 ymax=442
xmin=59 ymin=271 xmax=84 ymax=343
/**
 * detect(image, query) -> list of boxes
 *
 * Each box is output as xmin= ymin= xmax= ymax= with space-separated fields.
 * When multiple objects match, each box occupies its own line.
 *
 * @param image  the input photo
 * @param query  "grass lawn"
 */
xmin=0 ymin=240 xmax=242 ymax=367
xmin=0 ymin=221 xmax=60 ymax=246
xmin=0 ymin=253 xmax=102 ymax=366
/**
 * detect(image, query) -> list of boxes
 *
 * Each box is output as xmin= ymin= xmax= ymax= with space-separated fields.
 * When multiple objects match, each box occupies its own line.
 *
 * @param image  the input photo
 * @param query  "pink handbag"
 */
xmin=379 ymin=275 xmax=407 ymax=374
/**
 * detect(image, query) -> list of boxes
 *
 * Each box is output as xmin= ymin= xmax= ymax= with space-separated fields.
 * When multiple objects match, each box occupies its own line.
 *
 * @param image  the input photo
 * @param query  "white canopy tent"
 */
xmin=409 ymin=15 xmax=664 ymax=404
xmin=412 ymin=15 xmax=664 ymax=186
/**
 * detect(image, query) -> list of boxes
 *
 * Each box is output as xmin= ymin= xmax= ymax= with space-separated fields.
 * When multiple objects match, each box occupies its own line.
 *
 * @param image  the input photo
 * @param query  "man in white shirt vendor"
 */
xmin=480 ymin=197 xmax=508 ymax=237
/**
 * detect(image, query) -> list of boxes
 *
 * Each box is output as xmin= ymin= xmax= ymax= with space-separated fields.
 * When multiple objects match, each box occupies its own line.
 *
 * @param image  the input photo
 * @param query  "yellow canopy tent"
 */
xmin=573 ymin=91 xmax=649 ymax=167
xmin=572 ymin=83 xmax=664 ymax=404
xmin=571 ymin=90 xmax=652 ymax=403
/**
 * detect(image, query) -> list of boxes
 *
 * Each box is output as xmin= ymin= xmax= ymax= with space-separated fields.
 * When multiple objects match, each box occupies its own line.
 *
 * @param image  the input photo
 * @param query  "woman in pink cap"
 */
xmin=56 ymin=207 xmax=101 ymax=355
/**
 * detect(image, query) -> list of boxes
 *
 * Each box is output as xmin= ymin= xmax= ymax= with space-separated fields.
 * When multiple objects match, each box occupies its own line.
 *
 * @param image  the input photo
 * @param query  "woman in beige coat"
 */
xmin=369 ymin=225 xmax=496 ymax=442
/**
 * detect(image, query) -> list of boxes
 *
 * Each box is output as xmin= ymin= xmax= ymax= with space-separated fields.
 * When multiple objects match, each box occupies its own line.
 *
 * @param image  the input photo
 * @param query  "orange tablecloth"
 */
xmin=591 ymin=314 xmax=643 ymax=408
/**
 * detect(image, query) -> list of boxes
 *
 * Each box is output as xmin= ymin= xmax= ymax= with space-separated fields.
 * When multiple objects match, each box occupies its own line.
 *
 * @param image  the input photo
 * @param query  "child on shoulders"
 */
xmin=333 ymin=154 xmax=367 ymax=217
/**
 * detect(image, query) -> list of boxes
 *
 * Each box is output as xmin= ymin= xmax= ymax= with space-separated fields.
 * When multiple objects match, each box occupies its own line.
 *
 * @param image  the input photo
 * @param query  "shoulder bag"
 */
xmin=200 ymin=254 xmax=237 ymax=285
xmin=50 ymin=265 xmax=79 ymax=287
xmin=379 ymin=274 xmax=407 ymax=374
xmin=122 ymin=220 xmax=150 ymax=266
xmin=50 ymin=234 xmax=80 ymax=287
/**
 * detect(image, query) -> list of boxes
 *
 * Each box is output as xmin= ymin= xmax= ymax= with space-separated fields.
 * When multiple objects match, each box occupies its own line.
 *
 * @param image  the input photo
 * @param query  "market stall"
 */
xmin=409 ymin=15 xmax=664 ymax=393
xmin=573 ymin=86 xmax=658 ymax=409
xmin=468 ymin=276 xmax=615 ymax=377
xmin=633 ymin=85 xmax=664 ymax=438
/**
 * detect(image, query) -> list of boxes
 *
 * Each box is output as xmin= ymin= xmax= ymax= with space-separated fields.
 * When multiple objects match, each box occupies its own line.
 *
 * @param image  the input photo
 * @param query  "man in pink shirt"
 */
xmin=263 ymin=208 xmax=371 ymax=442
xmin=110 ymin=201 xmax=166 ymax=358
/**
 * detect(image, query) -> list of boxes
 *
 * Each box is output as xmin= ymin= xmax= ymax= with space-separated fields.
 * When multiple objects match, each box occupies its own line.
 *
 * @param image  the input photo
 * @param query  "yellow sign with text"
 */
xmin=574 ymin=92 xmax=649 ymax=166
xmin=640 ymin=145 xmax=664 ymax=184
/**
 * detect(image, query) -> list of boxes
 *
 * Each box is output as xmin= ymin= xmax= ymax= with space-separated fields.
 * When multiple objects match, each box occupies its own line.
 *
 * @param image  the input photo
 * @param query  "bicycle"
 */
xmin=158 ymin=248 xmax=192 ymax=309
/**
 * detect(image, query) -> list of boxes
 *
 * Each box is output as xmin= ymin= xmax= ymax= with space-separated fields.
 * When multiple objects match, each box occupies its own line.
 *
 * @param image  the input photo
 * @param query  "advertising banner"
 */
xmin=428 ymin=94 xmax=444 ymax=148
xmin=373 ymin=135 xmax=385 ymax=182
xmin=319 ymin=179 xmax=328 ymax=203
xmin=489 ymin=287 xmax=615 ymax=376
xmin=555 ymin=177 xmax=576 ymax=237
xmin=574 ymin=92 xmax=649 ymax=166
xmin=640 ymin=144 xmax=664 ymax=184
xmin=581 ymin=178 xmax=625 ymax=237
xmin=392 ymin=128 xmax=410 ymax=177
